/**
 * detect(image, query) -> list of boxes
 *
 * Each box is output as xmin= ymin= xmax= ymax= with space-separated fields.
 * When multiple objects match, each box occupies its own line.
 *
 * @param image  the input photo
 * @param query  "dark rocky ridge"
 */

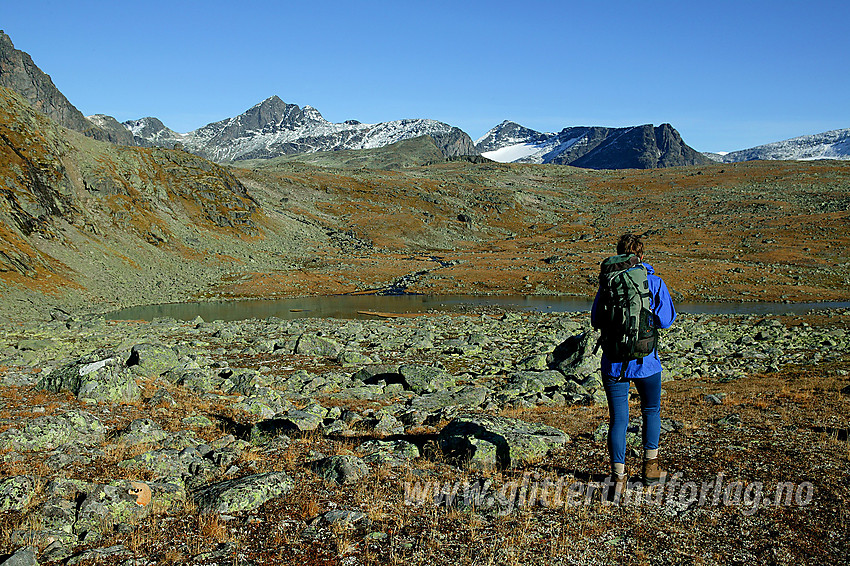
xmin=0 ymin=31 xmax=128 ymax=145
xmin=477 ymin=121 xmax=712 ymax=169
xmin=562 ymin=123 xmax=712 ymax=169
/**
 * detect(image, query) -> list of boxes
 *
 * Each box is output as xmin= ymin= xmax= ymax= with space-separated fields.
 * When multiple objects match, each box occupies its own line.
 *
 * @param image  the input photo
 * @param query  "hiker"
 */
xmin=591 ymin=233 xmax=676 ymax=499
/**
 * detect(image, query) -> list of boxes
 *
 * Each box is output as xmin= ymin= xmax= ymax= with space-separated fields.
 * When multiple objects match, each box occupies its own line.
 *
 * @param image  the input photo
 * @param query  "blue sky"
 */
xmin=2 ymin=0 xmax=848 ymax=152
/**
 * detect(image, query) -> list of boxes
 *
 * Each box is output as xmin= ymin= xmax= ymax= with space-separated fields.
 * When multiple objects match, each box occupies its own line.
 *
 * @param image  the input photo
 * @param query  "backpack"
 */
xmin=595 ymin=254 xmax=657 ymax=369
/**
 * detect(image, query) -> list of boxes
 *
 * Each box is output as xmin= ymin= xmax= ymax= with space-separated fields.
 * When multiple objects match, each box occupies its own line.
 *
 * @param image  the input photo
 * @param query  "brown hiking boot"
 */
xmin=604 ymin=473 xmax=629 ymax=504
xmin=642 ymin=458 xmax=668 ymax=485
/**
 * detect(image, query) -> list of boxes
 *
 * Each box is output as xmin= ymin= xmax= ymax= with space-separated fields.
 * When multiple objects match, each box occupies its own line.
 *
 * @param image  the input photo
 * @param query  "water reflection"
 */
xmin=106 ymin=295 xmax=850 ymax=322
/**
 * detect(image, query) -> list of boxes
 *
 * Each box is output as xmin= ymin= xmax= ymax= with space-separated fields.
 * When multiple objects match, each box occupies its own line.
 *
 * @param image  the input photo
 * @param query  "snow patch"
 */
xmin=482 ymin=143 xmax=543 ymax=163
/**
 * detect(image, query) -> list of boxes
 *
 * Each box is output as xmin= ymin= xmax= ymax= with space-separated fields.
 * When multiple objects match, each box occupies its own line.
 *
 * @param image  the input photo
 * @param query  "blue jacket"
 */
xmin=590 ymin=262 xmax=677 ymax=379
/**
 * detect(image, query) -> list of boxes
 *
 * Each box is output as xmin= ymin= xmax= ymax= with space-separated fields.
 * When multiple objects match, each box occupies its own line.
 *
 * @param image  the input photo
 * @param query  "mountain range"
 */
xmin=704 ymin=128 xmax=850 ymax=162
xmin=1 ymin=30 xmax=847 ymax=168
xmin=475 ymin=121 xmax=711 ymax=168
xmin=122 ymin=96 xmax=478 ymax=162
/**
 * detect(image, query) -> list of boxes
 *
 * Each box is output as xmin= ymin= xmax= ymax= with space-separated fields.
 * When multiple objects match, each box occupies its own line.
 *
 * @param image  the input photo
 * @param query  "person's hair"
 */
xmin=616 ymin=233 xmax=645 ymax=257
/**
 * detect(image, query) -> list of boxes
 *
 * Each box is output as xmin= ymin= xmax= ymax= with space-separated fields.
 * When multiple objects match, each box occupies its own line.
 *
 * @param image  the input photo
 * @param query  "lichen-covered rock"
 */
xmin=279 ymin=409 xmax=323 ymax=432
xmin=310 ymin=455 xmax=369 ymax=484
xmin=173 ymin=369 xmax=221 ymax=392
xmin=127 ymin=343 xmax=180 ymax=377
xmin=325 ymin=384 xmax=385 ymax=400
xmin=549 ymin=332 xmax=600 ymax=379
xmin=193 ymin=471 xmax=294 ymax=513
xmin=0 ymin=475 xmax=38 ymax=512
xmin=368 ymin=412 xmax=405 ymax=436
xmin=358 ymin=439 xmax=420 ymax=467
xmin=38 ymin=355 xmax=141 ymax=402
xmin=438 ymin=413 xmax=569 ymax=470
xmin=519 ymin=354 xmax=550 ymax=371
xmin=408 ymin=386 xmax=489 ymax=413
xmin=118 ymin=448 xmax=215 ymax=487
xmin=115 ymin=418 xmax=169 ymax=447
xmin=337 ymin=350 xmax=373 ymax=366
xmin=0 ymin=410 xmax=106 ymax=451
xmin=223 ymin=369 xmax=260 ymax=395
xmin=0 ymin=547 xmax=38 ymax=566
xmin=295 ymin=334 xmax=341 ymax=357
xmin=399 ymin=364 xmax=455 ymax=394
xmin=74 ymin=480 xmax=157 ymax=541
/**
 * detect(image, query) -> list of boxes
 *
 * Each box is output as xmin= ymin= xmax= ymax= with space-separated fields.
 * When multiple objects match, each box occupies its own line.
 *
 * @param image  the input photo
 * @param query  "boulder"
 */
xmin=438 ymin=413 xmax=569 ymax=470
xmin=74 ymin=480 xmax=160 ymax=540
xmin=221 ymin=369 xmax=259 ymax=395
xmin=309 ymin=455 xmax=369 ymax=484
xmin=171 ymin=369 xmax=220 ymax=392
xmin=398 ymin=364 xmax=455 ymax=394
xmin=38 ymin=355 xmax=141 ymax=403
xmin=316 ymin=509 xmax=369 ymax=529
xmin=0 ymin=411 xmax=105 ymax=451
xmin=118 ymin=448 xmax=216 ymax=487
xmin=337 ymin=350 xmax=373 ymax=366
xmin=279 ymin=410 xmax=323 ymax=432
xmin=549 ymin=332 xmax=599 ymax=378
xmin=295 ymin=334 xmax=341 ymax=357
xmin=193 ymin=471 xmax=295 ymax=514
xmin=351 ymin=365 xmax=403 ymax=385
xmin=115 ymin=419 xmax=169 ymax=447
xmin=127 ymin=343 xmax=179 ymax=377
xmin=0 ymin=476 xmax=37 ymax=512
xmin=408 ymin=386 xmax=489 ymax=413
xmin=358 ymin=440 xmax=420 ymax=467
xmin=370 ymin=413 xmax=405 ymax=436
xmin=0 ymin=547 xmax=38 ymax=566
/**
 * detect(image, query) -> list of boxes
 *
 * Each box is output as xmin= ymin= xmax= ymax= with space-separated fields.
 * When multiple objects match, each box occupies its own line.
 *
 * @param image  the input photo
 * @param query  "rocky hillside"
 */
xmin=707 ymin=127 xmax=850 ymax=162
xmin=126 ymin=96 xmax=479 ymax=162
xmin=0 ymin=85 xmax=332 ymax=319
xmin=476 ymin=121 xmax=711 ymax=169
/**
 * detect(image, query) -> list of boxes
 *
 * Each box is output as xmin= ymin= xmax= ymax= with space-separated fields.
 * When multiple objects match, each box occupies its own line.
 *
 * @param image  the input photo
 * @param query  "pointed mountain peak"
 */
xmin=302 ymin=105 xmax=326 ymax=122
xmin=254 ymin=95 xmax=285 ymax=108
xmin=238 ymin=95 xmax=330 ymax=128
xmin=475 ymin=120 xmax=547 ymax=152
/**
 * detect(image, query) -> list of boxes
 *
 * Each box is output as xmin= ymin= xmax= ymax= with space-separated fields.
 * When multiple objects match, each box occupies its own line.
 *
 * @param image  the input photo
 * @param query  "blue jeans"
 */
xmin=603 ymin=371 xmax=662 ymax=465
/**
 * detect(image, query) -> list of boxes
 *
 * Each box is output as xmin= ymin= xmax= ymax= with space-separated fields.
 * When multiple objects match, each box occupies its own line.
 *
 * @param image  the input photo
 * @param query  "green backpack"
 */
xmin=596 ymin=254 xmax=658 ymax=367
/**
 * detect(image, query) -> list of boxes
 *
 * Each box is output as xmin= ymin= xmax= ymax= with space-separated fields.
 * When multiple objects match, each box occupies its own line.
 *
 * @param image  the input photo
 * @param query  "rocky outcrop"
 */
xmin=85 ymin=114 xmax=135 ymax=146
